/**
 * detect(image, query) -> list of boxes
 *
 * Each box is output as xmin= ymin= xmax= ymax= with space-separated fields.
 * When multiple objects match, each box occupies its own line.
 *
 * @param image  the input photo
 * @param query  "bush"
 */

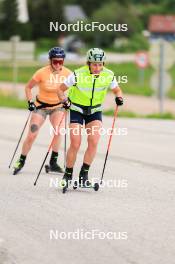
xmin=78 ymin=2 xmax=144 ymax=49
xmin=113 ymin=34 xmax=149 ymax=52
xmin=17 ymin=22 xmax=33 ymax=40
xmin=36 ymin=38 xmax=57 ymax=54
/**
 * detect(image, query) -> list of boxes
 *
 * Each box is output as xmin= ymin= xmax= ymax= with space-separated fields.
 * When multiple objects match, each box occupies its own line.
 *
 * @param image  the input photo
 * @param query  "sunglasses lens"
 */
xmin=52 ymin=60 xmax=63 ymax=65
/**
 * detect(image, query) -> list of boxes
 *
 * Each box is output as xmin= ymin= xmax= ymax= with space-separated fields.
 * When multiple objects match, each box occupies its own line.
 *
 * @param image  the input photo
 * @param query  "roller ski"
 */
xmin=45 ymin=163 xmax=64 ymax=174
xmin=73 ymin=168 xmax=99 ymax=192
xmin=13 ymin=158 xmax=25 ymax=175
xmin=73 ymin=180 xmax=99 ymax=191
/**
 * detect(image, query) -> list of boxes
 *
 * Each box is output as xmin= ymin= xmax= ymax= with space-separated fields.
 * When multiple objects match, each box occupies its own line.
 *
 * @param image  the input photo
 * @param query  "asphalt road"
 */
xmin=0 ymin=107 xmax=175 ymax=264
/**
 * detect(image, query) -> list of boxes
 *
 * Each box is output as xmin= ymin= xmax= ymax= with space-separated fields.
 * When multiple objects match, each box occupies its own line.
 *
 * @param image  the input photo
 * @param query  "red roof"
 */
xmin=149 ymin=15 xmax=175 ymax=33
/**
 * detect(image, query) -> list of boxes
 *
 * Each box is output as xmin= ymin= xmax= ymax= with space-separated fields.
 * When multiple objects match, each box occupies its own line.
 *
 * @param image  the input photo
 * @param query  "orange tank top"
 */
xmin=32 ymin=65 xmax=71 ymax=106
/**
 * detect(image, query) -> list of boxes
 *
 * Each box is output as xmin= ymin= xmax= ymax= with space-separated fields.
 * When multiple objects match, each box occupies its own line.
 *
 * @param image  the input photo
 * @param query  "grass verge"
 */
xmin=0 ymin=93 xmax=174 ymax=120
xmin=104 ymin=109 xmax=175 ymax=120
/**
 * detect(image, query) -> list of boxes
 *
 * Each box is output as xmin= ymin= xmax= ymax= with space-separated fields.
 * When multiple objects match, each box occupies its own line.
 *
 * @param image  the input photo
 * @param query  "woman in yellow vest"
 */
xmin=13 ymin=47 xmax=71 ymax=175
xmin=58 ymin=48 xmax=123 ymax=191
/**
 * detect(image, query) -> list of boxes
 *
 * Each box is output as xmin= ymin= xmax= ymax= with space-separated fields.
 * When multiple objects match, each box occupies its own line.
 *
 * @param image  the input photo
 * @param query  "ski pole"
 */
xmin=100 ymin=105 xmax=118 ymax=184
xmin=9 ymin=111 xmax=31 ymax=168
xmin=34 ymin=111 xmax=66 ymax=186
xmin=64 ymin=111 xmax=67 ymax=169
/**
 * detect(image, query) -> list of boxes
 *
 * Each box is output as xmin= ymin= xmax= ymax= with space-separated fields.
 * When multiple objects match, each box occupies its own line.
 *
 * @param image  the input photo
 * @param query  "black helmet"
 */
xmin=48 ymin=47 xmax=65 ymax=59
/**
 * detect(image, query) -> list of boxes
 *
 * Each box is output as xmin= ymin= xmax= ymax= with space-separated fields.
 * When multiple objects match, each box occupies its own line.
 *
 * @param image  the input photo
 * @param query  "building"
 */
xmin=64 ymin=5 xmax=87 ymax=23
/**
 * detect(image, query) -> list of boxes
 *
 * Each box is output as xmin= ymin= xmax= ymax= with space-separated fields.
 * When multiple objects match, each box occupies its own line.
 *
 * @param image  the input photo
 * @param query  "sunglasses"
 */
xmin=52 ymin=59 xmax=64 ymax=65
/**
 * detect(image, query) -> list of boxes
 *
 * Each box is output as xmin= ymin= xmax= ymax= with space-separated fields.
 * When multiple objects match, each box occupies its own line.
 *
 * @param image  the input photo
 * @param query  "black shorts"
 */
xmin=70 ymin=110 xmax=102 ymax=125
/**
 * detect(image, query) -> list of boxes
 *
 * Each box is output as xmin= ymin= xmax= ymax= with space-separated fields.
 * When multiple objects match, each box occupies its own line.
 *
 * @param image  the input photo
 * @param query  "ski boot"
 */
xmin=45 ymin=163 xmax=64 ymax=174
xmin=13 ymin=158 xmax=25 ymax=175
xmin=73 ymin=169 xmax=99 ymax=191
xmin=61 ymin=172 xmax=72 ymax=193
xmin=79 ymin=169 xmax=91 ymax=187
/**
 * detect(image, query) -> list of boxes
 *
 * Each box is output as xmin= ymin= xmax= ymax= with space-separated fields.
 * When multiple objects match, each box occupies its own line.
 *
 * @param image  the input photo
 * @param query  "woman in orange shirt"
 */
xmin=13 ymin=47 xmax=71 ymax=175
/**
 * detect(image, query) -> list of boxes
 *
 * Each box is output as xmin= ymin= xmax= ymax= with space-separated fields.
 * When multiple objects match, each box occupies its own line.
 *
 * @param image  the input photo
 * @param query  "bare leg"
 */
xmin=22 ymin=112 xmax=45 ymax=156
xmin=49 ymin=109 xmax=65 ymax=152
xmin=66 ymin=123 xmax=82 ymax=168
xmin=83 ymin=120 xmax=102 ymax=165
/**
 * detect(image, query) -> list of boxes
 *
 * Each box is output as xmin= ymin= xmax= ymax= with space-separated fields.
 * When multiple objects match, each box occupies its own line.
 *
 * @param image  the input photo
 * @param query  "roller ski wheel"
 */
xmin=62 ymin=185 xmax=67 ymax=194
xmin=94 ymin=182 xmax=99 ymax=191
xmin=73 ymin=180 xmax=99 ymax=191
xmin=45 ymin=164 xmax=64 ymax=174
xmin=60 ymin=179 xmax=68 ymax=193
xmin=45 ymin=165 xmax=50 ymax=173
xmin=73 ymin=180 xmax=78 ymax=190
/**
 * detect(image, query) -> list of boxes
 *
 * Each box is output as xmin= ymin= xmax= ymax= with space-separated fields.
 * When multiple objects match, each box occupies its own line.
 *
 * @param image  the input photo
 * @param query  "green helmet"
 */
xmin=87 ymin=48 xmax=106 ymax=63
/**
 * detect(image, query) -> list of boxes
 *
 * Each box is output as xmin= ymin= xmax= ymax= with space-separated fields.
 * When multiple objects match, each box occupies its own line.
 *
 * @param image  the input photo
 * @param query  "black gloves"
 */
xmin=28 ymin=101 xmax=36 ymax=111
xmin=115 ymin=96 xmax=123 ymax=106
xmin=62 ymin=98 xmax=71 ymax=110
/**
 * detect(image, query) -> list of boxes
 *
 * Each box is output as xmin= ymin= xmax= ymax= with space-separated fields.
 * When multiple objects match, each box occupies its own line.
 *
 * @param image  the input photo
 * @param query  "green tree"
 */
xmin=162 ymin=0 xmax=175 ymax=12
xmin=92 ymin=2 xmax=143 ymax=35
xmin=28 ymin=0 xmax=64 ymax=39
xmin=82 ymin=2 xmax=143 ymax=47
xmin=0 ymin=0 xmax=18 ymax=39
